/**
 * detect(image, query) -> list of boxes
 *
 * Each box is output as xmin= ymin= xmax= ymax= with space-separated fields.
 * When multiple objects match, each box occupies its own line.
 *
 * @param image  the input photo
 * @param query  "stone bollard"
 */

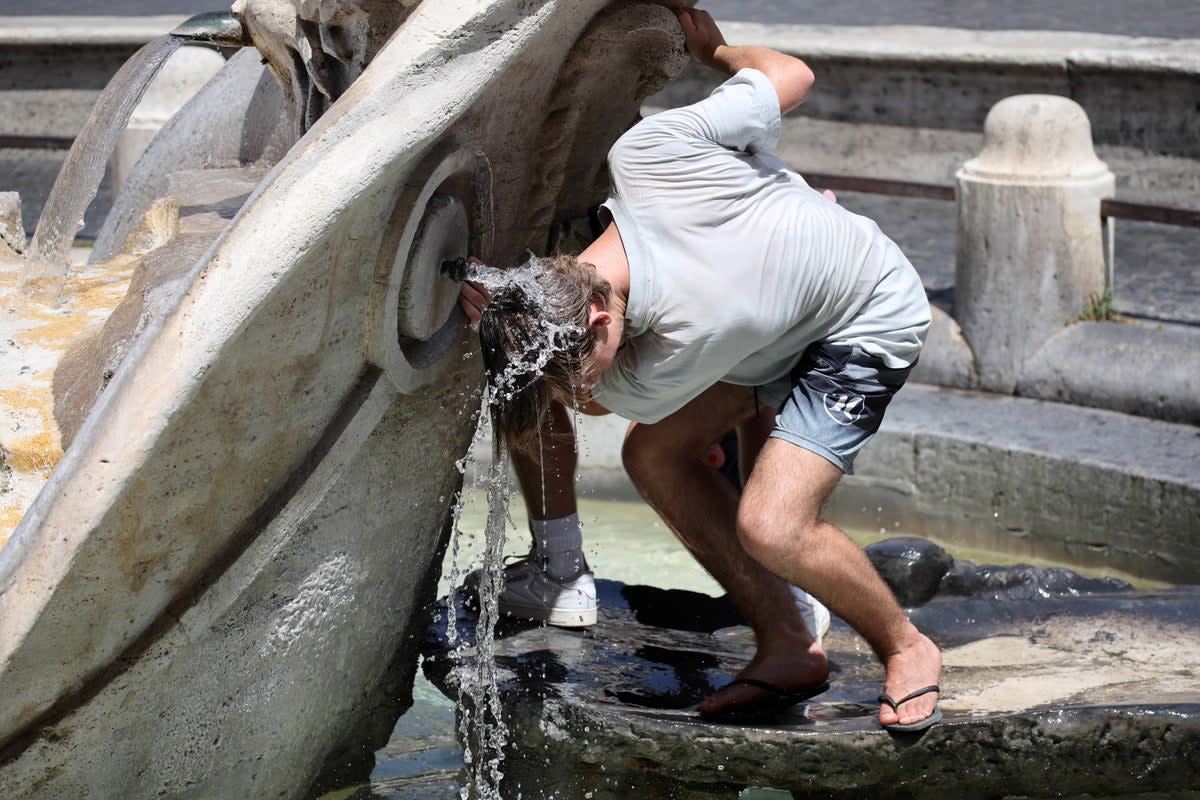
xmin=110 ymin=46 xmax=227 ymax=196
xmin=0 ymin=192 xmax=24 ymax=255
xmin=955 ymin=95 xmax=1114 ymax=393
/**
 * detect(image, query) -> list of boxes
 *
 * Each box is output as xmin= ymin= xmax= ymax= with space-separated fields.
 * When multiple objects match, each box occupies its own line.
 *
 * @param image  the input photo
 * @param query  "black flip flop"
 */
xmin=698 ymin=677 xmax=831 ymax=724
xmin=878 ymin=684 xmax=942 ymax=733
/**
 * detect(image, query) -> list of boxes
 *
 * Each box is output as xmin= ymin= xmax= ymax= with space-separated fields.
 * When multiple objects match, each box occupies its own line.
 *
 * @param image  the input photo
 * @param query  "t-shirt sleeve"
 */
xmin=614 ymin=68 xmax=782 ymax=159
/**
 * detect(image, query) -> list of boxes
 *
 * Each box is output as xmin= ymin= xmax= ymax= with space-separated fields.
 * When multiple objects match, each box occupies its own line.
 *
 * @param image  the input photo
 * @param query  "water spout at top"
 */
xmin=170 ymin=11 xmax=251 ymax=49
xmin=21 ymin=12 xmax=249 ymax=304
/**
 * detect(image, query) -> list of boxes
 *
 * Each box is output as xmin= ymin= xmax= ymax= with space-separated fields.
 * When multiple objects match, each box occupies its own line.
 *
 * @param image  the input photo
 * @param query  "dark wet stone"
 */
xmin=866 ymin=536 xmax=954 ymax=606
xmin=942 ymin=560 xmax=1133 ymax=600
xmin=424 ymin=573 xmax=1200 ymax=800
xmin=863 ymin=537 xmax=1133 ymax=606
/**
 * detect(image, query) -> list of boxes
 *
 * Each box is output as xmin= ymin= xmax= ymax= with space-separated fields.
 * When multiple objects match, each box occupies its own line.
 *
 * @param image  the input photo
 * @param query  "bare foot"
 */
xmin=698 ymin=638 xmax=829 ymax=717
xmin=879 ymin=632 xmax=943 ymax=727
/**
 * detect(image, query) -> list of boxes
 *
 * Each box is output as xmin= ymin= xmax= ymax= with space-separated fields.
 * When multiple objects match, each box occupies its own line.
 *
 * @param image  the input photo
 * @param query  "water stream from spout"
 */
xmin=22 ymin=33 xmax=186 ymax=304
xmin=440 ymin=257 xmax=588 ymax=799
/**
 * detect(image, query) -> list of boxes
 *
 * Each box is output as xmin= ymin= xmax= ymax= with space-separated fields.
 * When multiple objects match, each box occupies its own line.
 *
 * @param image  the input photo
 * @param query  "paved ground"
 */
xmin=2 ymin=2 xmax=1198 ymax=325
xmin=5 ymin=0 xmax=1200 ymax=38
xmin=705 ymin=0 xmax=1200 ymax=38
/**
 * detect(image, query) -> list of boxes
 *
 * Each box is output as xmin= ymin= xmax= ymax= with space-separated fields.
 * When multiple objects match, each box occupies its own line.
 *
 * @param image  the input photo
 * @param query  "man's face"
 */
xmin=582 ymin=299 xmax=622 ymax=387
xmin=553 ymin=299 xmax=622 ymax=407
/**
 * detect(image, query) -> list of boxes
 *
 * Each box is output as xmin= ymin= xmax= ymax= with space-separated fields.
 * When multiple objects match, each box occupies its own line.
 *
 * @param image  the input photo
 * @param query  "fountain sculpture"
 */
xmin=3 ymin=3 xmax=1198 ymax=798
xmin=0 ymin=1 xmax=688 ymax=797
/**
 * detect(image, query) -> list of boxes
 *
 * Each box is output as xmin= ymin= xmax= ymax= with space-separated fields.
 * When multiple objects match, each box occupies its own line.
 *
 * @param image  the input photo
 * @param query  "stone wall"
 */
xmin=652 ymin=23 xmax=1200 ymax=159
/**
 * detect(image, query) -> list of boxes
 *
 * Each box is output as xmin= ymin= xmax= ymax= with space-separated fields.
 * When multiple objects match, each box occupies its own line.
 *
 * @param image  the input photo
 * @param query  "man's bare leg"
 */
xmin=737 ymin=440 xmax=942 ymax=727
xmin=622 ymin=384 xmax=829 ymax=709
xmin=511 ymin=401 xmax=578 ymax=523
xmin=735 ymin=403 xmax=778 ymax=484
xmin=507 ymin=401 xmax=595 ymax=584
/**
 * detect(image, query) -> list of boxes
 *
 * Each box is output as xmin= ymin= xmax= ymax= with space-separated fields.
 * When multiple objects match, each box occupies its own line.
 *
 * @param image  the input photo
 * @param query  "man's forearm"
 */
xmin=705 ymin=44 xmax=814 ymax=114
xmin=675 ymin=9 xmax=814 ymax=115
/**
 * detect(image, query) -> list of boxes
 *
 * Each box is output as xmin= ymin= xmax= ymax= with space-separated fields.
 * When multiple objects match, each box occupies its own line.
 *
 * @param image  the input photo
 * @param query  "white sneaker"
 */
xmin=789 ymin=585 xmax=831 ymax=645
xmin=468 ymin=556 xmax=598 ymax=628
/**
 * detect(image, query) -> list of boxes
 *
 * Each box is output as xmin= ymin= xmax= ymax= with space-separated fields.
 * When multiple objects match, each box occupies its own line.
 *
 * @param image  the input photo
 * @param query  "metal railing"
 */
xmin=802 ymin=172 xmax=955 ymax=202
xmin=0 ymin=134 xmax=75 ymax=150
xmin=805 ymin=172 xmax=1200 ymax=289
xmin=806 ymin=171 xmax=1200 ymax=229
xmin=1100 ymin=199 xmax=1200 ymax=229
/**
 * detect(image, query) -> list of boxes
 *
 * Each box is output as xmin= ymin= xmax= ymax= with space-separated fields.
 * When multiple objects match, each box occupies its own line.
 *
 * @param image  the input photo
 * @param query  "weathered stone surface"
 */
xmin=1019 ymin=320 xmax=1200 ymax=425
xmin=92 ymin=47 xmax=293 ymax=262
xmin=54 ymin=167 xmax=268 ymax=449
xmin=0 ymin=2 xmax=690 ymax=798
xmin=232 ymin=0 xmax=419 ymax=137
xmin=0 ymin=193 xmax=22 ymax=254
xmin=910 ymin=305 xmax=976 ymax=390
xmin=425 ymin=576 xmax=1200 ymax=799
xmin=845 ymin=384 xmax=1200 ymax=585
xmin=864 ymin=536 xmax=1132 ymax=605
xmin=651 ymin=23 xmax=1200 ymax=159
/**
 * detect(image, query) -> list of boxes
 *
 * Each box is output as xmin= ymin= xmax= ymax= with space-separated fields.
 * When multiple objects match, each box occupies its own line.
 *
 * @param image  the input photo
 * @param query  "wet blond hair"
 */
xmin=479 ymin=254 xmax=611 ymax=459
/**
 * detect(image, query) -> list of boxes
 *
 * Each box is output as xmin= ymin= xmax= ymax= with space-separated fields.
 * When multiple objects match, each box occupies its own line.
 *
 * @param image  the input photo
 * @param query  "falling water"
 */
xmin=22 ymin=34 xmax=186 ymax=304
xmin=440 ymin=256 xmax=587 ymax=799
xmin=440 ymin=400 xmax=519 ymax=800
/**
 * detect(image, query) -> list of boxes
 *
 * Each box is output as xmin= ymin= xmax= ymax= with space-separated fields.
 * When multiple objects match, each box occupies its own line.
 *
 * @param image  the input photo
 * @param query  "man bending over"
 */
xmin=461 ymin=9 xmax=942 ymax=731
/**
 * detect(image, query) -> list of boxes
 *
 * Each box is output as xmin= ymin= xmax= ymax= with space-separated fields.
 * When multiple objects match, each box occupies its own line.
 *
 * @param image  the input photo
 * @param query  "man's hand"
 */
xmin=674 ymin=8 xmax=726 ymax=71
xmin=673 ymin=6 xmax=815 ymax=114
xmin=457 ymin=257 xmax=490 ymax=324
xmin=459 ymin=280 xmax=490 ymax=324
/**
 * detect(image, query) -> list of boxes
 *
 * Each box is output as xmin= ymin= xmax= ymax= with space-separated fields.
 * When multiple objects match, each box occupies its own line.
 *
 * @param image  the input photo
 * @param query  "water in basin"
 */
xmin=317 ymin=493 xmax=1182 ymax=800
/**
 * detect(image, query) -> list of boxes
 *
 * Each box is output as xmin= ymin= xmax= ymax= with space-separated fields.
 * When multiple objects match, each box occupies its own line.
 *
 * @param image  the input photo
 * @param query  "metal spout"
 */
xmin=171 ymin=11 xmax=250 ymax=48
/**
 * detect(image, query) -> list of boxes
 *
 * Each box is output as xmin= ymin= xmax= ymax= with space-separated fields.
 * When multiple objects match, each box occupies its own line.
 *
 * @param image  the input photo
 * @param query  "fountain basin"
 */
xmin=424 ymin=576 xmax=1200 ymax=799
xmin=472 ymin=383 xmax=1200 ymax=584
xmin=442 ymin=391 xmax=1200 ymax=798
xmin=0 ymin=3 xmax=693 ymax=798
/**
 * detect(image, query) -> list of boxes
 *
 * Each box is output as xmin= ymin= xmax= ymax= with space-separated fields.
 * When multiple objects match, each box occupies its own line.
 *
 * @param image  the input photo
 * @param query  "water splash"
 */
xmin=441 ymin=254 xmax=587 ymax=799
xmin=468 ymin=254 xmax=588 ymax=404
xmin=22 ymin=34 xmax=186 ymax=304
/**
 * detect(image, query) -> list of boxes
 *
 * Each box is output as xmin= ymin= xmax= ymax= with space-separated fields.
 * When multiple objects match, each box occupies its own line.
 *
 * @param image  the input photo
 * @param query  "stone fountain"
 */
xmin=0 ymin=1 xmax=688 ymax=797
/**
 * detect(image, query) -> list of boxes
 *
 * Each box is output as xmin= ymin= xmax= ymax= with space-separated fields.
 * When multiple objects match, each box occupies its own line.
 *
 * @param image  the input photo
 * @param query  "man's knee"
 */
xmin=736 ymin=494 xmax=820 ymax=563
xmin=736 ymin=500 xmax=777 ymax=560
xmin=621 ymin=424 xmax=668 ymax=487
xmin=622 ymin=423 xmax=710 ymax=493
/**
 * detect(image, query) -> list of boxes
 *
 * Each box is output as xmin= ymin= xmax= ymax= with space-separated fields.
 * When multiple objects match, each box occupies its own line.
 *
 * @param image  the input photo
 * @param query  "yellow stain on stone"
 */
xmin=0 ymin=387 xmax=48 ymax=412
xmin=0 ymin=504 xmax=23 ymax=551
xmin=1 ymin=252 xmax=139 ymax=548
xmin=5 ymin=256 xmax=137 ymax=353
xmin=14 ymin=309 xmax=98 ymax=351
xmin=4 ymin=430 xmax=62 ymax=474
xmin=1 ymin=201 xmax=180 ymax=551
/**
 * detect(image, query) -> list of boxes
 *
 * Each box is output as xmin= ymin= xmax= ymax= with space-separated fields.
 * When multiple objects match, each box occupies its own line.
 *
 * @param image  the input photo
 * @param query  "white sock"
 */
xmin=531 ymin=513 xmax=587 ymax=580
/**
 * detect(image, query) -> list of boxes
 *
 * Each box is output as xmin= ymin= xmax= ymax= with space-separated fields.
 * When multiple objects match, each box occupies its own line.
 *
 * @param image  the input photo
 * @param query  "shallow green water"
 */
xmin=321 ymin=493 xmax=1186 ymax=800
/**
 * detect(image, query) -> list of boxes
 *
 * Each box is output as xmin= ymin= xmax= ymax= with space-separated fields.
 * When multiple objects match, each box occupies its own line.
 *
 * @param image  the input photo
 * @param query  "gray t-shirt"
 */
xmin=593 ymin=69 xmax=930 ymax=424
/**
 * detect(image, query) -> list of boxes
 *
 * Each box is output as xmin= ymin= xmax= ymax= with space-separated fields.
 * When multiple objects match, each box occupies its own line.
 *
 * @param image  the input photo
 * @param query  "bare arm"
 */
xmin=576 ymin=398 xmax=611 ymax=416
xmin=675 ymin=8 xmax=814 ymax=114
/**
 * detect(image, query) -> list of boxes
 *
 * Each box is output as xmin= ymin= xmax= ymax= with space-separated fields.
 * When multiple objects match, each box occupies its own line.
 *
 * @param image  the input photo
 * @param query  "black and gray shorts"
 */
xmin=759 ymin=342 xmax=914 ymax=475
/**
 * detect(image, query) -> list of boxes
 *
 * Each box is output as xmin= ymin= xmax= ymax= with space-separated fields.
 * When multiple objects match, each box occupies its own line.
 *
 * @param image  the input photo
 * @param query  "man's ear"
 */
xmin=587 ymin=304 xmax=612 ymax=331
